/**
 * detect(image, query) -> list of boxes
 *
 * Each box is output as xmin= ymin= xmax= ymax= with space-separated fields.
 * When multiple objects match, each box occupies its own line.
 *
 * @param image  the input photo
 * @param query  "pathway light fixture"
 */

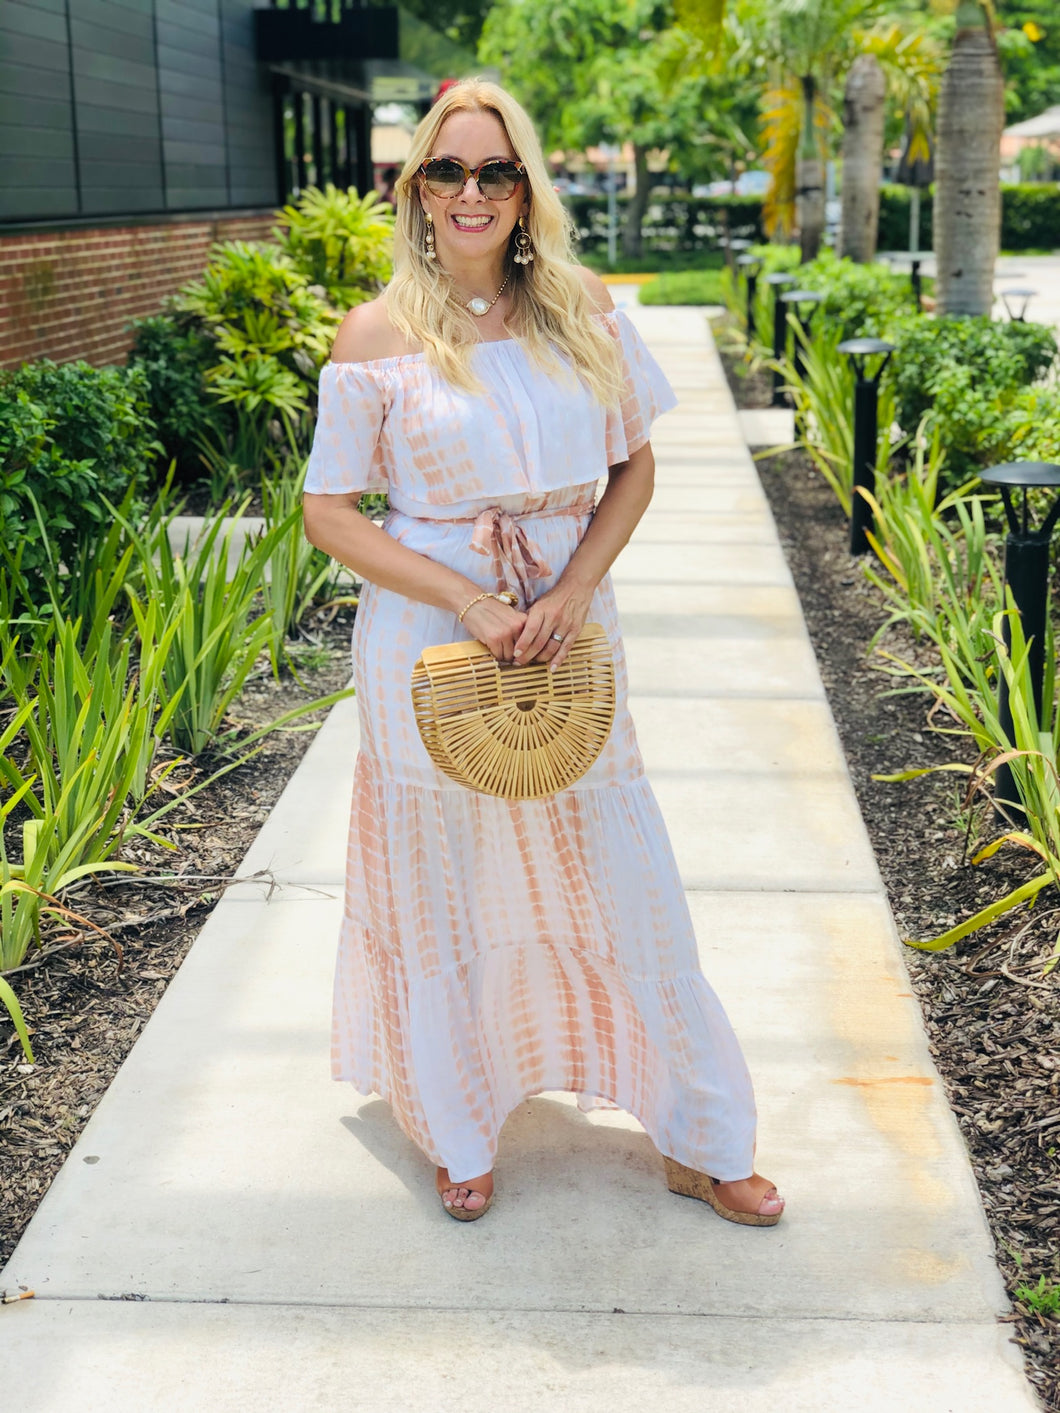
xmin=764 ymin=272 xmax=798 ymax=407
xmin=779 ymin=288 xmax=825 ymax=389
xmin=998 ymin=288 xmax=1038 ymax=322
xmin=979 ymin=461 xmax=1060 ymax=822
xmin=736 ymin=252 xmax=762 ymax=339
xmin=837 ymin=338 xmax=895 ymax=556
xmin=879 ymin=250 xmax=933 ymax=312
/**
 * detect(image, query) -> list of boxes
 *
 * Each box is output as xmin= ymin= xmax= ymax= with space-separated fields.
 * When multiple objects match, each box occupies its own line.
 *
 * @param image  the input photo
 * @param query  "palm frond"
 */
xmin=859 ymin=21 xmax=944 ymax=164
xmin=761 ymin=79 xmax=801 ymax=240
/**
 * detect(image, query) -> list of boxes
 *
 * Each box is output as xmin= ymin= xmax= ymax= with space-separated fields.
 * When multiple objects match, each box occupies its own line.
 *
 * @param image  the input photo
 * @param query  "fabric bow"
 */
xmin=469 ymin=507 xmax=554 ymax=605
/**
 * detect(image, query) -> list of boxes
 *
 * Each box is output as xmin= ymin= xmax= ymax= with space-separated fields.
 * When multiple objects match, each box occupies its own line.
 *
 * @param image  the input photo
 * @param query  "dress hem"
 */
xmin=332 ymin=1073 xmax=756 ymax=1186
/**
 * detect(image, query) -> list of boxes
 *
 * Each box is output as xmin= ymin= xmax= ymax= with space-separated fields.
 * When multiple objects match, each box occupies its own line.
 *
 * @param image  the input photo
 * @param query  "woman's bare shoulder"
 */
xmin=573 ymin=265 xmax=616 ymax=315
xmin=330 ymin=296 xmax=421 ymax=364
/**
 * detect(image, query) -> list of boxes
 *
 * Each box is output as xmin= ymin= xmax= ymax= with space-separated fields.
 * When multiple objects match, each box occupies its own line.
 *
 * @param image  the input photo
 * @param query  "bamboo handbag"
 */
xmin=410 ymin=623 xmax=615 ymax=799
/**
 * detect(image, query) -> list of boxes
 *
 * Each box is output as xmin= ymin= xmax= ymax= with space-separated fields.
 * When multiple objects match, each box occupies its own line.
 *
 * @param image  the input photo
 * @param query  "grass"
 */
xmin=637 ymin=268 xmax=728 ymax=305
xmin=1016 ymin=1275 xmax=1060 ymax=1317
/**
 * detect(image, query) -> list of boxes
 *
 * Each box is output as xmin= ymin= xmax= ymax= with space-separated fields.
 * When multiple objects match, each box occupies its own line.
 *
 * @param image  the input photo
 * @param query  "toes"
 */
xmin=462 ymin=1190 xmax=486 ymax=1211
xmin=759 ymin=1188 xmax=785 ymax=1214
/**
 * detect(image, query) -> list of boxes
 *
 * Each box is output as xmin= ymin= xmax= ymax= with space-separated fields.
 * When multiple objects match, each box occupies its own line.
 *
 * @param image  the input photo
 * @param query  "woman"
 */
xmin=302 ymin=79 xmax=785 ymax=1227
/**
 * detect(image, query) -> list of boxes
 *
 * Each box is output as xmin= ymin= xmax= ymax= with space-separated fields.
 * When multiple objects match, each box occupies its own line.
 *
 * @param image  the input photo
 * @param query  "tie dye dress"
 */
xmin=304 ymin=309 xmax=758 ymax=1185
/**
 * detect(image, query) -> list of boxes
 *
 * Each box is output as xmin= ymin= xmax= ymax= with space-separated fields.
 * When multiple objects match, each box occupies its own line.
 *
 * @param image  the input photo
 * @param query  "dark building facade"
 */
xmin=0 ymin=0 xmax=469 ymax=365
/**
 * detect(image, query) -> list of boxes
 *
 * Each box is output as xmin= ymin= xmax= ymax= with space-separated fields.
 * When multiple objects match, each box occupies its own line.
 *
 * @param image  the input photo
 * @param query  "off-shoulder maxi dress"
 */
xmin=304 ymin=309 xmax=758 ymax=1185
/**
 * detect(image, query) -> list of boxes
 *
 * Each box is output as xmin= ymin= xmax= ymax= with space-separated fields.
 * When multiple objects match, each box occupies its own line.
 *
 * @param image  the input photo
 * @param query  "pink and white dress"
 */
xmin=304 ymin=309 xmax=758 ymax=1184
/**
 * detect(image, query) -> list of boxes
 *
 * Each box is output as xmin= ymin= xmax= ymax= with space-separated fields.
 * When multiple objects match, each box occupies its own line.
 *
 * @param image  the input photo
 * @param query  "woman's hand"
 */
xmin=461 ymin=596 xmax=528 ymax=663
xmin=512 ymin=582 xmax=594 ymax=670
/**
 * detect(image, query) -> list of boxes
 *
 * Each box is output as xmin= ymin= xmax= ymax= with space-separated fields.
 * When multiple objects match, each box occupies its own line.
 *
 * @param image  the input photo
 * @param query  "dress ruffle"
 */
xmin=332 ymin=754 xmax=757 ymax=1184
xmin=304 ymin=310 xmax=678 ymax=501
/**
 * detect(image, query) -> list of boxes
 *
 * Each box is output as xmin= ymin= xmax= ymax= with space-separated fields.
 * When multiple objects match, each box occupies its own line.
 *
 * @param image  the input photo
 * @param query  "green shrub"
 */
xmin=787 ymin=249 xmax=915 ymax=339
xmin=1004 ymin=384 xmax=1060 ymax=464
xmin=140 ymin=186 xmax=395 ymax=494
xmin=274 ymin=183 xmax=393 ymax=308
xmin=887 ymin=317 xmax=1058 ymax=480
xmin=171 ymin=239 xmax=338 ymax=488
xmin=0 ymin=362 xmax=160 ymax=606
xmin=127 ymin=314 xmax=219 ymax=484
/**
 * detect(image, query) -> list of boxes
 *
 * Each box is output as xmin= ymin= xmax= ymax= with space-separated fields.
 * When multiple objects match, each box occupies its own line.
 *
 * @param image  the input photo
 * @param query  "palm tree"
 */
xmin=839 ymin=53 xmax=886 ymax=262
xmin=934 ymin=1 xmax=1005 ymax=315
xmin=681 ymin=0 xmax=939 ymax=262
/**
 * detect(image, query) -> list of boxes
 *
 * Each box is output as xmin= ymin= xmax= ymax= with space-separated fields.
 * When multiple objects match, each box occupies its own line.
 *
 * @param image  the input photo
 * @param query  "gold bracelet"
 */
xmin=458 ymin=591 xmax=492 ymax=623
xmin=457 ymin=590 xmax=519 ymax=623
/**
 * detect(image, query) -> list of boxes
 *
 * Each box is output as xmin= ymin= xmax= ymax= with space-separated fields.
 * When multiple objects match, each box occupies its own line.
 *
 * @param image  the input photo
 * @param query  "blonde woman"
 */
xmin=302 ymin=79 xmax=785 ymax=1226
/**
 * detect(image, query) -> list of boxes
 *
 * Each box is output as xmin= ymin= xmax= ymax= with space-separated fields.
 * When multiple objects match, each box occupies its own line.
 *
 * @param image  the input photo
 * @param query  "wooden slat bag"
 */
xmin=410 ymin=623 xmax=615 ymax=799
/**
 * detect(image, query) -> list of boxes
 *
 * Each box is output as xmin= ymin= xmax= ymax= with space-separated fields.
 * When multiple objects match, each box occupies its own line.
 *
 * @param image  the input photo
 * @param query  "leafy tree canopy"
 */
xmin=478 ymin=0 xmax=759 ymax=185
xmin=395 ymin=0 xmax=495 ymax=53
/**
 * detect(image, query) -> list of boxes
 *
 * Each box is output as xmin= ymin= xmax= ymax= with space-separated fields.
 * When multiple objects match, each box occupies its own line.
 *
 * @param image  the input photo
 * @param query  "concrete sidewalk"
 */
xmin=0 ymin=306 xmax=1038 ymax=1411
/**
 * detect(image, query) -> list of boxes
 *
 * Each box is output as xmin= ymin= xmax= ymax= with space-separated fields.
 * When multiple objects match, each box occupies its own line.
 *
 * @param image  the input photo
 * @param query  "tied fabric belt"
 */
xmin=437 ymin=500 xmax=595 ymax=605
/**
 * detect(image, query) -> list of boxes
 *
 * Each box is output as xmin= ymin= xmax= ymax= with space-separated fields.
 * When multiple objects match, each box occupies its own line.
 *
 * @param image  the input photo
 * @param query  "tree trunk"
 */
xmin=839 ymin=53 xmax=886 ymax=263
xmin=935 ymin=5 xmax=1005 ymax=316
xmin=796 ymin=75 xmax=825 ymax=262
xmin=621 ymin=143 xmax=651 ymax=258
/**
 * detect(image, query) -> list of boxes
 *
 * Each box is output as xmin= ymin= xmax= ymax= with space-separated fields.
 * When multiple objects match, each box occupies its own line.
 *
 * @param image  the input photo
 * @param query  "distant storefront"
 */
xmin=0 ymin=1 xmax=470 ymax=367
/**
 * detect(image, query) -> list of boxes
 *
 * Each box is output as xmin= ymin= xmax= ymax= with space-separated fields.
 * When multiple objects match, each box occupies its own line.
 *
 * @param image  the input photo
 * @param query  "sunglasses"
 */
xmin=419 ymin=157 xmax=527 ymax=201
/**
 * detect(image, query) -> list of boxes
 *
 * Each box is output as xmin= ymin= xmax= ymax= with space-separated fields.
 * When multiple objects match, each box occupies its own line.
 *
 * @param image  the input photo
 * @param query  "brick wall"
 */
xmin=0 ymin=212 xmax=276 ymax=370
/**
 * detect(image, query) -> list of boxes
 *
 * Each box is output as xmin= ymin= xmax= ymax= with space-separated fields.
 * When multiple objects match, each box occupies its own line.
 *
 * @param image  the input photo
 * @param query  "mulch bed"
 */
xmin=0 ymin=610 xmax=355 ymax=1271
xmin=721 ymin=344 xmax=1059 ymax=1411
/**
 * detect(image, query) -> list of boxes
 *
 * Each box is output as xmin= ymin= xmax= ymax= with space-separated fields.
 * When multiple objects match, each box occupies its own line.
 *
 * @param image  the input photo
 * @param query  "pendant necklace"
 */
xmin=466 ymin=272 xmax=510 ymax=317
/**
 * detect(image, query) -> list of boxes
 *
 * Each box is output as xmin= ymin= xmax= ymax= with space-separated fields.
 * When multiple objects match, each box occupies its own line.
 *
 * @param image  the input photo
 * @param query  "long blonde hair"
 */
xmin=387 ymin=78 xmax=623 ymax=405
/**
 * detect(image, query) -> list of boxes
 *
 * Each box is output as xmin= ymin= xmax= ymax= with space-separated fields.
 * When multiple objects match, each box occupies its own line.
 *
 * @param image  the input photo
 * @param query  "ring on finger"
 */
xmin=550 ymin=632 xmax=564 ymax=643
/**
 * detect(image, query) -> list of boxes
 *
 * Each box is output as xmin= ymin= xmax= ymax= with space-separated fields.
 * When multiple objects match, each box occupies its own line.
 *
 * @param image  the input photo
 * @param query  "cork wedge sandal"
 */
xmin=436 ymin=1169 xmax=494 ymax=1222
xmin=663 ymin=1156 xmax=784 ymax=1227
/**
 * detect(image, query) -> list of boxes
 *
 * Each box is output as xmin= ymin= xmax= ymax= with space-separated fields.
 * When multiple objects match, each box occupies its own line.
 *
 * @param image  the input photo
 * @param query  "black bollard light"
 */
xmin=765 ymin=272 xmax=798 ymax=407
xmin=979 ymin=461 xmax=1060 ymax=823
xmin=736 ymin=252 xmax=763 ymax=340
xmin=999 ymin=287 xmax=1038 ymax=322
xmin=838 ymin=337 xmax=895 ymax=556
xmin=910 ymin=257 xmax=923 ymax=313
xmin=779 ymin=288 xmax=826 ymax=388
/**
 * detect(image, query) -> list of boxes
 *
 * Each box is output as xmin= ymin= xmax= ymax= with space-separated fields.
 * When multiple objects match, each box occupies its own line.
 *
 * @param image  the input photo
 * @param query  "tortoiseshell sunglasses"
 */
xmin=418 ymin=158 xmax=527 ymax=201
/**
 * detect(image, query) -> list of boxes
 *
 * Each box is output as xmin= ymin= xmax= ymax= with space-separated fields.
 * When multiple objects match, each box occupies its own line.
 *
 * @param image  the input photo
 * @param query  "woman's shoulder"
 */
xmin=330 ymin=295 xmax=421 ymax=365
xmin=572 ymin=265 xmax=616 ymax=316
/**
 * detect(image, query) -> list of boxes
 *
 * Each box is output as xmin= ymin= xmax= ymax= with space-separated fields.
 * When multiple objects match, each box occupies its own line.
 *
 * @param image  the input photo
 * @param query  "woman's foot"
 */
xmin=662 ymin=1156 xmax=785 ymax=1226
xmin=436 ymin=1166 xmax=494 ymax=1221
xmin=710 ymin=1174 xmax=785 ymax=1220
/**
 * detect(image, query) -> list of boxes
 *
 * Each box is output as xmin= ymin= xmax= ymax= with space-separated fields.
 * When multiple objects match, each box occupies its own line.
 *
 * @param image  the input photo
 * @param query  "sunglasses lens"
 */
xmin=478 ymin=162 xmax=523 ymax=198
xmin=423 ymin=159 xmax=465 ymax=196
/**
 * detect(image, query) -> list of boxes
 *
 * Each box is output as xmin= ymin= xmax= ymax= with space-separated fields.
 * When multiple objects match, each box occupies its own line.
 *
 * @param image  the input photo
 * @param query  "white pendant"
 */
xmin=467 ymin=296 xmax=490 ymax=316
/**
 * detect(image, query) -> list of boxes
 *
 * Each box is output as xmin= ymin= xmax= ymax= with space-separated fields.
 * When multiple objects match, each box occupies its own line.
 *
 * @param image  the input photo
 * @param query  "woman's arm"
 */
xmin=301 ymin=299 xmax=530 ymax=662
xmin=302 ymin=496 xmax=529 ymax=662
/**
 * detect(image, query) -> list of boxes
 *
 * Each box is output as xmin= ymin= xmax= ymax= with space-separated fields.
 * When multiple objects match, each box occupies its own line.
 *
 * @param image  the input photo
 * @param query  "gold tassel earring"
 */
xmin=424 ymin=212 xmax=437 ymax=260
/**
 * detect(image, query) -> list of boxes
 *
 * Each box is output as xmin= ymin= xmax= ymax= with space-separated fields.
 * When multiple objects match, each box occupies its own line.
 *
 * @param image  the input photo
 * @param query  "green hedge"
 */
xmin=877 ymin=185 xmax=934 ymax=253
xmin=878 ymin=182 xmax=1060 ymax=254
xmin=999 ymin=183 xmax=1060 ymax=250
xmin=0 ymin=361 xmax=160 ymax=607
xmin=575 ymin=183 xmax=1059 ymax=258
